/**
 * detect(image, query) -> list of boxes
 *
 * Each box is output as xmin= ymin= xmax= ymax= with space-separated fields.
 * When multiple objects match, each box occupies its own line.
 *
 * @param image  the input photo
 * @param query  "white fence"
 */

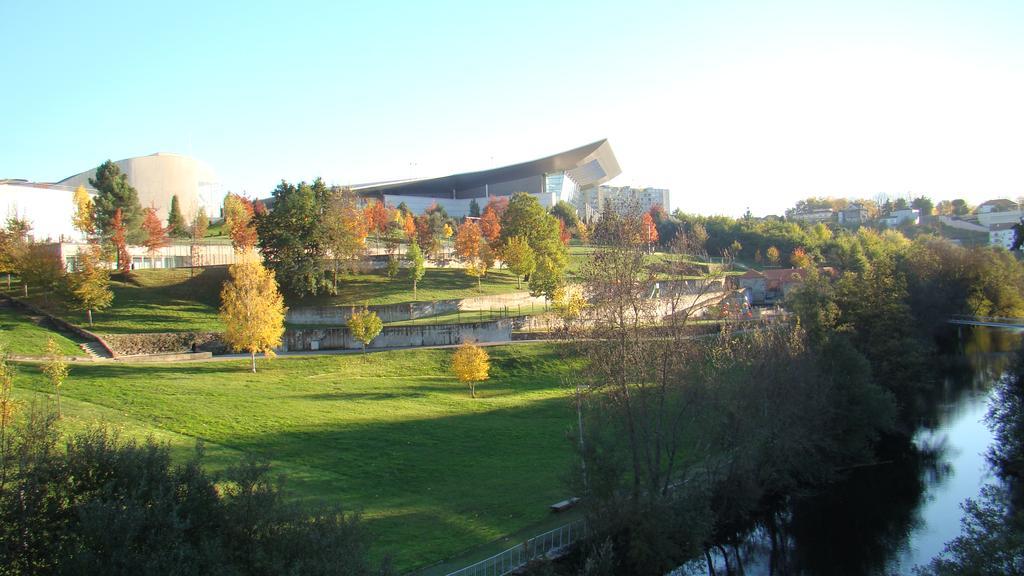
xmin=445 ymin=520 xmax=585 ymax=576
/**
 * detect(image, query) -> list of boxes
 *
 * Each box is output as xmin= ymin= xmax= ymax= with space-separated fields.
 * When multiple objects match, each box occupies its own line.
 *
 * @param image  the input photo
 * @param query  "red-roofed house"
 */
xmin=736 ymin=267 xmax=836 ymax=305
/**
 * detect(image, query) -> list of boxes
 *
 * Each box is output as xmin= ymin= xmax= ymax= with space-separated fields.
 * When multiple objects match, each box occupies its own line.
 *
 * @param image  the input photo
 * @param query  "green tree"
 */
xmin=502 ymin=236 xmax=536 ymax=289
xmin=406 ymin=239 xmax=425 ymax=296
xmin=347 ymin=308 xmax=383 ymax=352
xmin=90 ymin=160 xmax=145 ymax=244
xmin=551 ymin=200 xmax=581 ymax=229
xmin=911 ymin=196 xmax=935 ymax=217
xmin=500 ymin=193 xmax=566 ymax=293
xmin=951 ymin=199 xmax=971 ymax=216
xmin=166 ymin=195 xmax=189 ymax=238
xmin=254 ymin=180 xmax=328 ymax=297
xmin=468 ymin=198 xmax=481 ymax=218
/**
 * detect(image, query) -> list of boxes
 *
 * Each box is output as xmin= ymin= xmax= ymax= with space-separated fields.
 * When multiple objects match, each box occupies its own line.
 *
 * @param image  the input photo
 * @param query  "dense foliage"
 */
xmin=0 ymin=403 xmax=387 ymax=576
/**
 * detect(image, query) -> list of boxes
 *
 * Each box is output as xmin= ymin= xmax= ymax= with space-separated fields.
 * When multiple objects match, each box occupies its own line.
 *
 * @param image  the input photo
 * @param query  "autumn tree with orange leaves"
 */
xmin=364 ymin=200 xmax=390 ymax=246
xmin=141 ymin=207 xmax=169 ymax=266
xmin=455 ymin=220 xmax=482 ymax=262
xmin=223 ymin=193 xmax=258 ymax=251
xmin=641 ymin=212 xmax=659 ymax=247
xmin=480 ymin=206 xmax=501 ymax=249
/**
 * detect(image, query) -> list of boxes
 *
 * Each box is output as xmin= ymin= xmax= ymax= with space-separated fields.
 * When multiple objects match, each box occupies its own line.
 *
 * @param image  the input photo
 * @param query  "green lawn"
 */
xmin=13 ymin=344 xmax=580 ymax=572
xmin=93 ymin=267 xmax=229 ymax=334
xmin=0 ymin=305 xmax=87 ymax=357
xmin=296 ymin=268 xmax=524 ymax=307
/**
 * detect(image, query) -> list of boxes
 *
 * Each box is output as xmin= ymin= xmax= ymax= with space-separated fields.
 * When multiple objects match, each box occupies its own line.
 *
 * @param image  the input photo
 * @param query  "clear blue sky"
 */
xmin=2 ymin=0 xmax=1022 ymax=215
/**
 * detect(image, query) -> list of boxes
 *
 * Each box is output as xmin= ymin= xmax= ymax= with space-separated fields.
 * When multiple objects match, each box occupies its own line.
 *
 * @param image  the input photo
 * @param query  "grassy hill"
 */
xmin=0 ymin=304 xmax=86 ymax=356
xmin=12 ymin=344 xmax=580 ymax=571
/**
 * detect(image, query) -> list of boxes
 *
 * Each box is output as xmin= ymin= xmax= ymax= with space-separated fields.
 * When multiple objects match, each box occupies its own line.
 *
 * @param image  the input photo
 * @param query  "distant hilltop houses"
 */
xmin=785 ymin=198 xmax=1022 ymax=249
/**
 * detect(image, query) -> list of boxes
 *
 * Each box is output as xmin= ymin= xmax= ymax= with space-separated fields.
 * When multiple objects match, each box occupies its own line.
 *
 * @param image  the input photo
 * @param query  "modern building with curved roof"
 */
xmin=57 ymin=152 xmax=222 ymax=222
xmin=352 ymin=139 xmax=621 ymax=217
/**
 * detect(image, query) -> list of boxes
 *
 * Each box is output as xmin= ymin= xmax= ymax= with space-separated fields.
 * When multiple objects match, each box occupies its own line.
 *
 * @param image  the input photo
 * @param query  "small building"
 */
xmin=880 ymin=208 xmax=919 ymax=227
xmin=736 ymin=267 xmax=836 ymax=306
xmin=989 ymin=221 xmax=1020 ymax=250
xmin=53 ymin=241 xmax=241 ymax=271
xmin=837 ymin=204 xmax=869 ymax=226
xmin=977 ymin=198 xmax=1019 ymax=214
xmin=976 ymin=199 xmax=1022 ymax=227
xmin=789 ymin=208 xmax=834 ymax=223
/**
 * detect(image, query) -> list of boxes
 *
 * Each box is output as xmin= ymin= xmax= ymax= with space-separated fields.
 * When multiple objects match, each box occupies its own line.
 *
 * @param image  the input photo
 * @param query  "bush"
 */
xmin=0 ymin=405 xmax=389 ymax=576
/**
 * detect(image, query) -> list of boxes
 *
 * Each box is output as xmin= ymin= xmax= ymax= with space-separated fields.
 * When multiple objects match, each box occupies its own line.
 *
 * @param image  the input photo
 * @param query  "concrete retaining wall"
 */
xmin=287 ymin=300 xmax=462 ymax=326
xmin=284 ymin=319 xmax=512 ymax=352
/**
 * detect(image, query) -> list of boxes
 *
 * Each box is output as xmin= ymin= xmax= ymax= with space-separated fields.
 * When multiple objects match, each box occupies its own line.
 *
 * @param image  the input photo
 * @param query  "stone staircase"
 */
xmin=78 ymin=341 xmax=112 ymax=360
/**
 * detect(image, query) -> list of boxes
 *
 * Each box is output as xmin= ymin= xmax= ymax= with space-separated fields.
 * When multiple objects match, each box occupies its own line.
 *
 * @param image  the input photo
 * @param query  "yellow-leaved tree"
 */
xmin=42 ymin=337 xmax=68 ymax=418
xmin=347 ymin=308 xmax=383 ymax=352
xmin=71 ymin=185 xmax=95 ymax=238
xmin=451 ymin=342 xmax=490 ymax=398
xmin=220 ymin=257 xmax=286 ymax=373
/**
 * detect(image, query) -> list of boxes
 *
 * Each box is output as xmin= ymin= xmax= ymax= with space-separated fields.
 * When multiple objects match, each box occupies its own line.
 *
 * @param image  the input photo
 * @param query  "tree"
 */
xmin=553 ymin=284 xmax=588 ymax=328
xmin=41 ymin=338 xmax=68 ymax=418
xmin=90 ymin=160 xmax=144 ymax=244
xmin=454 ymin=221 xmax=482 ymax=262
xmin=480 ymin=205 xmax=502 ymax=248
xmin=911 ymin=196 xmax=935 ymax=217
xmin=111 ymin=208 xmax=131 ymax=276
xmin=67 ymin=244 xmax=113 ymax=326
xmin=500 ymin=193 xmax=567 ymax=293
xmin=469 ymin=198 xmax=481 ymax=218
xmin=451 ymin=342 xmax=489 ymax=398
xmin=71 ymin=185 xmax=95 ymax=239
xmin=766 ymin=245 xmax=781 ymax=265
xmin=951 ymin=199 xmax=971 ymax=216
xmin=502 ymin=236 xmax=536 ymax=289
xmin=790 ymin=247 xmax=812 ymax=268
xmin=364 ymin=200 xmax=390 ymax=246
xmin=729 ymin=239 xmax=742 ymax=256
xmin=254 ymin=180 xmax=327 ymax=297
xmin=220 ymin=258 xmax=286 ymax=373
xmin=191 ymin=207 xmax=209 ymax=241
xmin=347 ymin=308 xmax=383 ymax=352
xmin=0 ymin=217 xmax=29 ymax=289
xmin=322 ymin=187 xmax=367 ymax=289
xmin=19 ymin=244 xmax=65 ymax=303
xmin=551 ymin=200 xmax=581 ymax=229
xmin=223 ymin=193 xmax=259 ymax=252
xmin=166 ymin=195 xmax=189 ymax=238
xmin=465 ymin=259 xmax=488 ymax=291
xmin=406 ymin=239 xmax=425 ymax=296
xmin=642 ymin=212 xmax=659 ymax=248
xmin=1012 ymin=218 xmax=1023 ymax=252
xmin=141 ymin=207 xmax=169 ymax=266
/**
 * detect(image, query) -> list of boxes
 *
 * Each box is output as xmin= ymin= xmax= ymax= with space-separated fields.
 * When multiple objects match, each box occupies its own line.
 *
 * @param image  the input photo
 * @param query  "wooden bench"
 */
xmin=549 ymin=497 xmax=579 ymax=513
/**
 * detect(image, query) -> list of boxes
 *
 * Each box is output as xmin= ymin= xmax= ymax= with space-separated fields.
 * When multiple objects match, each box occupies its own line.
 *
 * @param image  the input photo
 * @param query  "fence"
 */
xmin=445 ymin=520 xmax=585 ymax=576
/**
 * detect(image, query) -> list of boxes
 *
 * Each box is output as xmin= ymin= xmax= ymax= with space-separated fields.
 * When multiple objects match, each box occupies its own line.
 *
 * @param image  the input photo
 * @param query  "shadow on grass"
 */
xmin=215 ymin=396 xmax=576 ymax=572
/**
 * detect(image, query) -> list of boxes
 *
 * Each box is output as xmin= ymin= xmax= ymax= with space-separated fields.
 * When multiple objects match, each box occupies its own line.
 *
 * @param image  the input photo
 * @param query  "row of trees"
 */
xmin=518 ymin=212 xmax=898 ymax=575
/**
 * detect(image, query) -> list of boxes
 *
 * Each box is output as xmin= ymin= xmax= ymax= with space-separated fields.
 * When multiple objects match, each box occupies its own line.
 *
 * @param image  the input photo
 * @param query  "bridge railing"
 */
xmin=444 ymin=520 xmax=585 ymax=576
xmin=949 ymin=315 xmax=1024 ymax=326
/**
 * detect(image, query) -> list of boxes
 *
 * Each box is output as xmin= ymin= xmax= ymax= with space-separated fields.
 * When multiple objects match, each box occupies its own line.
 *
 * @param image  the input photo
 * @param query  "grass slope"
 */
xmin=0 ymin=305 xmax=86 ymax=356
xmin=14 ymin=343 xmax=579 ymax=571
xmin=295 ymin=268 xmax=523 ymax=307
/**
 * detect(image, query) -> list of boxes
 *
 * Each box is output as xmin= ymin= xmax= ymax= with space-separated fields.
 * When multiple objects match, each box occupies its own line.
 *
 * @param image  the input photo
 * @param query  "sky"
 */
xmin=2 ymin=0 xmax=1023 ymax=216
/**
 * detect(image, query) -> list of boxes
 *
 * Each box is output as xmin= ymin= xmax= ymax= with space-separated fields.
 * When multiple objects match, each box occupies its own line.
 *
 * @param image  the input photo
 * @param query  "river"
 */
xmin=678 ymin=325 xmax=1022 ymax=575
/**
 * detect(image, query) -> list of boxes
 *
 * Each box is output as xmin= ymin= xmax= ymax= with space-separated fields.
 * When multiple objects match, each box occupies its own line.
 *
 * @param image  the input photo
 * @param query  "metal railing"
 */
xmin=445 ymin=520 xmax=585 ymax=576
xmin=949 ymin=314 xmax=1024 ymax=326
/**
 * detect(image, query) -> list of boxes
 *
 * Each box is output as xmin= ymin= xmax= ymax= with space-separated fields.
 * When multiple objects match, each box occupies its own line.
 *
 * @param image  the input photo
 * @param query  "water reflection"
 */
xmin=683 ymin=327 xmax=1021 ymax=575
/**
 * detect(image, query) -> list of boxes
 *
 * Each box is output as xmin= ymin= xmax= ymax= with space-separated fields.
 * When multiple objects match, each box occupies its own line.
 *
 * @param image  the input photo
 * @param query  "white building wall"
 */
xmin=0 ymin=184 xmax=87 ymax=243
